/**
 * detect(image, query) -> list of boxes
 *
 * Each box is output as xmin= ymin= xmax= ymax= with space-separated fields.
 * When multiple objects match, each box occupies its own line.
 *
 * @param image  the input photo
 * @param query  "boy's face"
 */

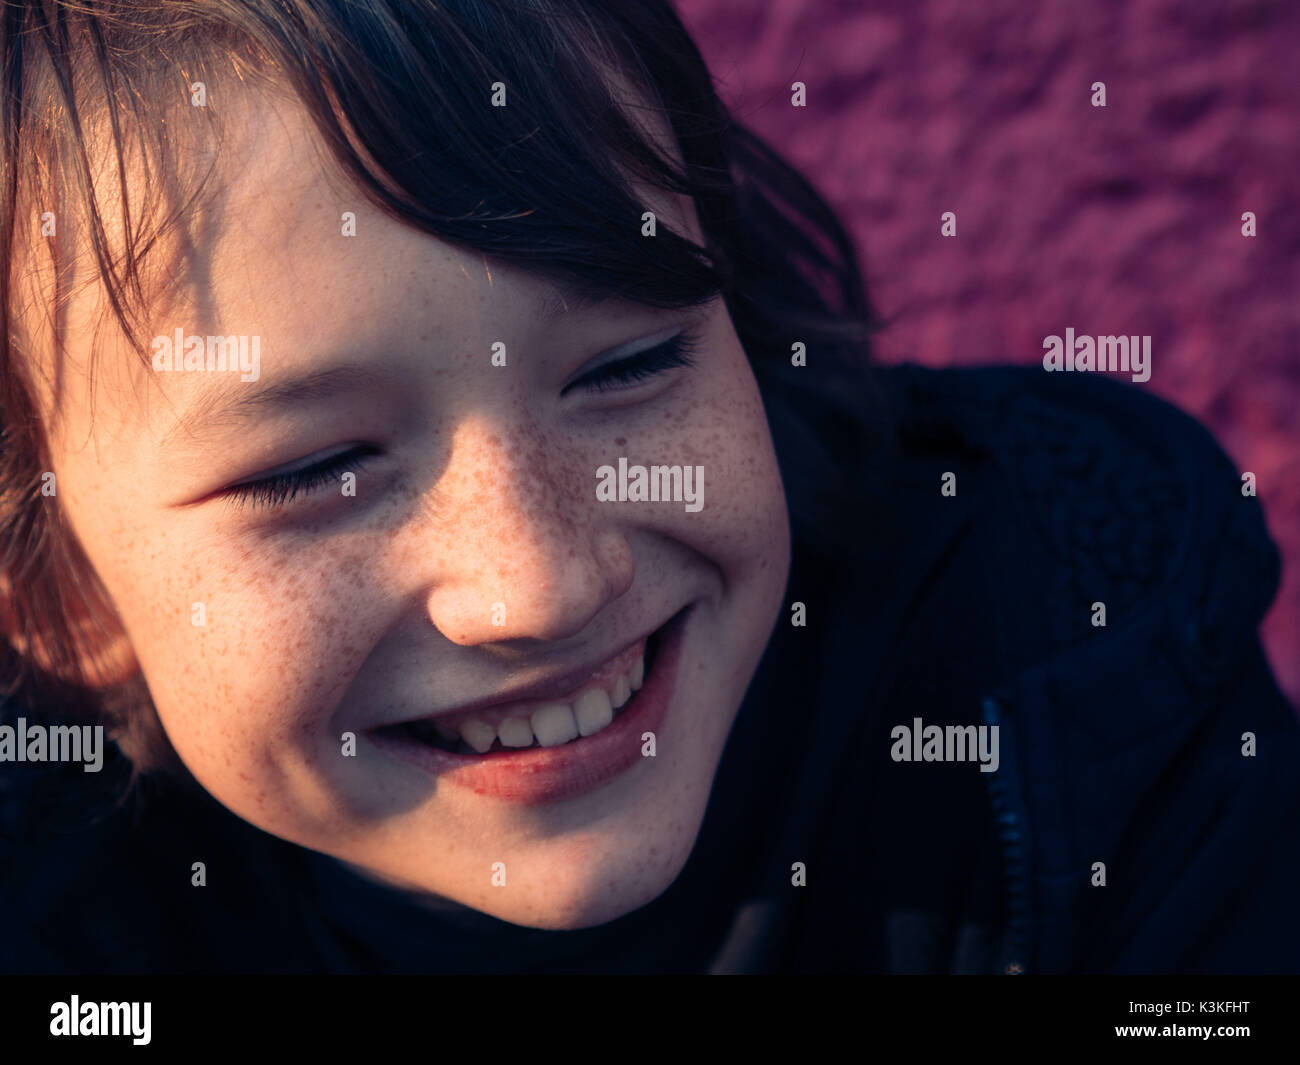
xmin=28 ymin=86 xmax=790 ymax=929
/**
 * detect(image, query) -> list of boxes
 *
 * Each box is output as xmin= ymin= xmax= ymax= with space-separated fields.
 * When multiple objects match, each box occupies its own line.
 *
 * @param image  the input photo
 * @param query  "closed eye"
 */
xmin=565 ymin=330 xmax=700 ymax=396
xmin=222 ymin=445 xmax=380 ymax=511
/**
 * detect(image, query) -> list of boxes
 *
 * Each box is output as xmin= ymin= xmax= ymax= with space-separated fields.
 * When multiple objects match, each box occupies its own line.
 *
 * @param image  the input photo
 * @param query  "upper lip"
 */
xmin=373 ymin=619 xmax=667 ymax=730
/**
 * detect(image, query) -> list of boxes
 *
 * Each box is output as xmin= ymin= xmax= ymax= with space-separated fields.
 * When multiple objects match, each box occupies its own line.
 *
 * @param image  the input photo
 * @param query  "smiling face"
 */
xmin=21 ymin=82 xmax=791 ymax=929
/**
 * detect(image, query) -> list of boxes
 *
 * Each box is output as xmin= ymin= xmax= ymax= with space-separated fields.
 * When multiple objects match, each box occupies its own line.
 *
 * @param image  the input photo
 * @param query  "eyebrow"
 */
xmin=537 ymin=282 xmax=609 ymax=323
xmin=537 ymin=279 xmax=719 ymax=324
xmin=160 ymin=364 xmax=393 ymax=450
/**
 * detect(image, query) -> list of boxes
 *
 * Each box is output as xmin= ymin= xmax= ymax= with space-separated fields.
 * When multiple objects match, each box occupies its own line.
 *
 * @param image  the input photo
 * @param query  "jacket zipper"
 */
xmin=981 ymin=694 xmax=1032 ymax=974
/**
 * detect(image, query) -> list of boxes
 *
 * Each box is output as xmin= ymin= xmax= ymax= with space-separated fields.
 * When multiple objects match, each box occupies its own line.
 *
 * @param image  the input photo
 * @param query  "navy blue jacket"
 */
xmin=858 ymin=364 xmax=1299 ymax=973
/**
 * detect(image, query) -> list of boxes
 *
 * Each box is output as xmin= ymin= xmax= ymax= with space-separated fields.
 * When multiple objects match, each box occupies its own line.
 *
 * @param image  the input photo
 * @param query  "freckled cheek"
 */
xmin=701 ymin=444 xmax=788 ymax=585
xmin=118 ymin=543 xmax=367 ymax=759
xmin=640 ymin=376 xmax=788 ymax=574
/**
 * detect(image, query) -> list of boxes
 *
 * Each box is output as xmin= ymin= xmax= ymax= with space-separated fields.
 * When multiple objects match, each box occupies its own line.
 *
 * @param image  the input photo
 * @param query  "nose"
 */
xmin=421 ymin=416 xmax=635 ymax=646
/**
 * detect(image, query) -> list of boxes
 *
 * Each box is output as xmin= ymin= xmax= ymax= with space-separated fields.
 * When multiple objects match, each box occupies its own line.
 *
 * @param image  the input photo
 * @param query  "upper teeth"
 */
xmin=444 ymin=646 xmax=645 ymax=754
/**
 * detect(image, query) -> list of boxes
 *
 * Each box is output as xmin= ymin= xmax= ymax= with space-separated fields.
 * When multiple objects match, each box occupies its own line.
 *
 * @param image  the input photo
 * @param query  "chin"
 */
xmin=482 ymin=825 xmax=701 ymax=931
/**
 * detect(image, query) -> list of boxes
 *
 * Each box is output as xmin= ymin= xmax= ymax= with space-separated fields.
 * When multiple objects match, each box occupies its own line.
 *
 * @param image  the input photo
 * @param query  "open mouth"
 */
xmin=373 ymin=624 xmax=667 ymax=758
xmin=368 ymin=606 xmax=690 ymax=804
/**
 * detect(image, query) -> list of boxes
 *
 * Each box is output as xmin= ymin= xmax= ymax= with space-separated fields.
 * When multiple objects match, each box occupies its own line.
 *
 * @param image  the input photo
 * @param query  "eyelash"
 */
xmin=568 ymin=330 xmax=700 ymax=394
xmin=225 ymin=448 xmax=378 ymax=511
xmin=224 ymin=331 xmax=699 ymax=511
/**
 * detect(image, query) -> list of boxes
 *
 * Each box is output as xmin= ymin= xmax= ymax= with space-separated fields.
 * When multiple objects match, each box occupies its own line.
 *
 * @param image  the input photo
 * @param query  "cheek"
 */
xmin=641 ymin=341 xmax=789 ymax=581
xmin=105 ymin=524 xmax=380 ymax=801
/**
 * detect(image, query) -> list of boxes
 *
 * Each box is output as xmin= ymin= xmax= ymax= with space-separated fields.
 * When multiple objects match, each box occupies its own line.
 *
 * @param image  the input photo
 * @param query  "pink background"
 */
xmin=677 ymin=0 xmax=1299 ymax=706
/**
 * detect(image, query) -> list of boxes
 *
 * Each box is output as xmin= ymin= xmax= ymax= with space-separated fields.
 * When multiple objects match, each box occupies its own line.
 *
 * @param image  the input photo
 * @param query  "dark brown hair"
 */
xmin=0 ymin=0 xmax=886 ymax=792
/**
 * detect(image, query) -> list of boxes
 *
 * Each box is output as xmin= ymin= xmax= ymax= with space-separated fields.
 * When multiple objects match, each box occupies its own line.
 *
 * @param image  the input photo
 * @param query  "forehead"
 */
xmin=21 ymin=74 xmax=703 ymax=447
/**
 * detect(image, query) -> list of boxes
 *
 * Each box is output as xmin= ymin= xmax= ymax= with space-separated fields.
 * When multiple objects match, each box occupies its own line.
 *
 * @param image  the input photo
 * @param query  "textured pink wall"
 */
xmin=677 ymin=0 xmax=1299 ymax=705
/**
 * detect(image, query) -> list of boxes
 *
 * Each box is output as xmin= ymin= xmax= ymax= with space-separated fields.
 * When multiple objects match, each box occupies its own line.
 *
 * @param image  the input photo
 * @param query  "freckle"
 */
xmin=614 ymin=437 xmax=626 ymax=446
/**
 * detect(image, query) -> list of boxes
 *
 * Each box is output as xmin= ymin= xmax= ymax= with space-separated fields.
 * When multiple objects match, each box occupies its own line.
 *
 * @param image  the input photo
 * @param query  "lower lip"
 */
xmin=368 ymin=607 xmax=689 ymax=805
